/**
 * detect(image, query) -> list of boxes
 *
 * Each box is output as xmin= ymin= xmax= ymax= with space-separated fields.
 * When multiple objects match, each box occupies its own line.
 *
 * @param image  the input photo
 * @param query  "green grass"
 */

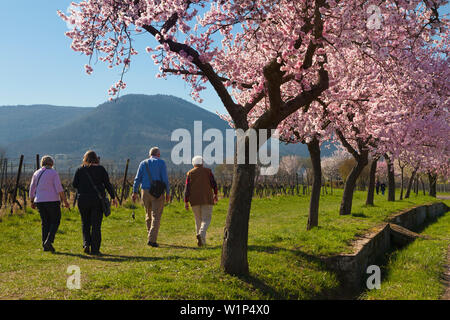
xmin=437 ymin=191 xmax=450 ymax=197
xmin=361 ymin=212 xmax=450 ymax=300
xmin=0 ymin=190 xmax=446 ymax=300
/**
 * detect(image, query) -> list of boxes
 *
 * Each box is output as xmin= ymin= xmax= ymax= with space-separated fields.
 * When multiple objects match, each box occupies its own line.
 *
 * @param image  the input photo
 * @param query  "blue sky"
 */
xmin=0 ymin=0 xmax=226 ymax=113
xmin=0 ymin=1 xmax=448 ymax=114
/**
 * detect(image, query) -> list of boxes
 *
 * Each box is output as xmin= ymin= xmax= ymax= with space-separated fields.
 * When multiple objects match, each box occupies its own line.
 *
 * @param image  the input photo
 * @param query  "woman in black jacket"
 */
xmin=73 ymin=150 xmax=117 ymax=255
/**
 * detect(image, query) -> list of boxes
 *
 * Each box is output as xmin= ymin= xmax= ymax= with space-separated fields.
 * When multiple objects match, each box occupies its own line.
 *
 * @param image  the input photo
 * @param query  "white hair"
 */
xmin=192 ymin=155 xmax=203 ymax=166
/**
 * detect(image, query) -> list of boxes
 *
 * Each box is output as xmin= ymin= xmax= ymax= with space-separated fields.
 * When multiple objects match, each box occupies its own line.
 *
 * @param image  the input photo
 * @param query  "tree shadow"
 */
xmin=249 ymin=245 xmax=328 ymax=268
xmin=159 ymin=243 xmax=222 ymax=251
xmin=236 ymin=273 xmax=288 ymax=299
xmin=351 ymin=212 xmax=368 ymax=218
xmin=54 ymin=251 xmax=206 ymax=263
xmin=158 ymin=243 xmax=200 ymax=250
xmin=242 ymin=245 xmax=343 ymax=299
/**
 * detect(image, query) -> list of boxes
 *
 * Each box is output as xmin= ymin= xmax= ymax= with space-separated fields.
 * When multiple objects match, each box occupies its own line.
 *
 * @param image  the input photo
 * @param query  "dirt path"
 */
xmin=442 ymin=245 xmax=450 ymax=300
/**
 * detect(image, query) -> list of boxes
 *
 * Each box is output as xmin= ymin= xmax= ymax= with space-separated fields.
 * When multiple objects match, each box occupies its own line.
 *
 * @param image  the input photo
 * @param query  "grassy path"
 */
xmin=443 ymin=246 xmax=450 ymax=300
xmin=0 ymin=191 xmax=445 ymax=300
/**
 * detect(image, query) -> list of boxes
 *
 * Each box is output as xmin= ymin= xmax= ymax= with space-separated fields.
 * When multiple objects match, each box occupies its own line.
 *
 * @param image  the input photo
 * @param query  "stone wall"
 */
xmin=323 ymin=202 xmax=449 ymax=295
xmin=389 ymin=202 xmax=448 ymax=232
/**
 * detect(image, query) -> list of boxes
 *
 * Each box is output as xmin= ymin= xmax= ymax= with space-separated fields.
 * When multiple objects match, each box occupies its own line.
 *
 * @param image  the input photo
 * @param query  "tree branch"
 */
xmin=162 ymin=68 xmax=254 ymax=89
xmin=336 ymin=129 xmax=361 ymax=160
xmin=142 ymin=17 xmax=247 ymax=128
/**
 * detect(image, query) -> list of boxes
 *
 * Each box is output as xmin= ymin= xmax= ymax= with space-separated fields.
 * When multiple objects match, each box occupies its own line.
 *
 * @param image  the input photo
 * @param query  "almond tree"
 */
xmin=59 ymin=0 xmax=330 ymax=275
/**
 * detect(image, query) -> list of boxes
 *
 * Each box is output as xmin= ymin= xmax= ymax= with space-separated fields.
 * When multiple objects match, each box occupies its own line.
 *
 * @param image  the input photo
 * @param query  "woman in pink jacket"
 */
xmin=29 ymin=155 xmax=69 ymax=252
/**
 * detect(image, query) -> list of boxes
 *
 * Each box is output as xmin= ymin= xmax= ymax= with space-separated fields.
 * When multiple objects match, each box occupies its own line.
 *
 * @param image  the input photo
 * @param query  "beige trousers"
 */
xmin=191 ymin=205 xmax=213 ymax=245
xmin=142 ymin=190 xmax=165 ymax=243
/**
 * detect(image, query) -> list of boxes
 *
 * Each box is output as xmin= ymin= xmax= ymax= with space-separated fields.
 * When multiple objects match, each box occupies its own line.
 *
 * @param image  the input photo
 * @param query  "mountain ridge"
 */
xmin=0 ymin=104 xmax=93 ymax=146
xmin=1 ymin=94 xmax=320 ymax=169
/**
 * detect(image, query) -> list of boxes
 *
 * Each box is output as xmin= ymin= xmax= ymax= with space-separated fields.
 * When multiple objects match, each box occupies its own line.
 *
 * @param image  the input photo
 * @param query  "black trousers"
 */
xmin=78 ymin=198 xmax=103 ymax=253
xmin=36 ymin=201 xmax=61 ymax=247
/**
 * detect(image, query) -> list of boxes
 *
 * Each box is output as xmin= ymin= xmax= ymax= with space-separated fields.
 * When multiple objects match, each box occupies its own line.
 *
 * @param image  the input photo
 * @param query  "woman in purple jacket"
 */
xmin=29 ymin=155 xmax=70 ymax=252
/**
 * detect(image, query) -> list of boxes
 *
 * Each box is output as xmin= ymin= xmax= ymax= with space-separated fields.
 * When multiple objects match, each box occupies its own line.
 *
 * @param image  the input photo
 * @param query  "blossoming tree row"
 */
xmin=59 ymin=0 xmax=449 ymax=275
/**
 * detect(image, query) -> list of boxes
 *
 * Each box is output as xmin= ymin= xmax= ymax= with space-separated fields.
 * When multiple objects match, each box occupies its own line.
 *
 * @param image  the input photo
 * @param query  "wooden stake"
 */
xmin=120 ymin=159 xmax=130 ymax=205
xmin=10 ymin=155 xmax=24 ymax=215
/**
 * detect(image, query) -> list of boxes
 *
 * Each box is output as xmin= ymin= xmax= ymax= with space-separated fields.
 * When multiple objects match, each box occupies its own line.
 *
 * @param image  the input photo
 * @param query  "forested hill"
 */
xmin=0 ymin=104 xmax=92 ymax=145
xmin=1 ymin=94 xmax=324 ymax=168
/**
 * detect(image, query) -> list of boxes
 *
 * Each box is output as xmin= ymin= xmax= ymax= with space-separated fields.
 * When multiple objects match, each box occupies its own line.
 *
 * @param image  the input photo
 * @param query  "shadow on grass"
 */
xmin=159 ymin=243 xmax=222 ymax=250
xmin=236 ymin=273 xmax=288 ymax=299
xmin=249 ymin=245 xmax=328 ymax=268
xmin=159 ymin=243 xmax=201 ymax=250
xmin=242 ymin=245 xmax=342 ymax=299
xmin=54 ymin=251 xmax=207 ymax=263
xmin=351 ymin=212 xmax=368 ymax=218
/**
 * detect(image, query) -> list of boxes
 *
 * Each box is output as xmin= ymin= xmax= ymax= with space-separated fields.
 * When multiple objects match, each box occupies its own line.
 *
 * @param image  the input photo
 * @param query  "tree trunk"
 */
xmin=221 ymin=162 xmax=256 ymax=275
xmin=307 ymin=138 xmax=321 ymax=230
xmin=428 ymin=173 xmax=437 ymax=197
xmin=385 ymin=154 xmax=395 ymax=201
xmin=330 ymin=176 xmax=333 ymax=195
xmin=405 ymin=169 xmax=417 ymax=199
xmin=420 ymin=177 xmax=426 ymax=195
xmin=414 ymin=176 xmax=418 ymax=195
xmin=366 ymin=157 xmax=378 ymax=206
xmin=399 ymin=166 xmax=404 ymax=200
xmin=306 ymin=173 xmax=310 ymax=195
xmin=120 ymin=159 xmax=130 ymax=205
xmin=340 ymin=151 xmax=368 ymax=215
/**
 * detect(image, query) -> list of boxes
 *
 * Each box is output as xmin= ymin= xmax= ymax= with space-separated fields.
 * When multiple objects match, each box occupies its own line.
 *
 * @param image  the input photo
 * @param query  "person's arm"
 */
xmin=72 ymin=168 xmax=79 ymax=189
xmin=29 ymin=172 xmax=38 ymax=208
xmin=58 ymin=191 xmax=70 ymax=208
xmin=132 ymin=162 xmax=143 ymax=202
xmin=184 ymin=174 xmax=191 ymax=210
xmin=102 ymin=167 xmax=116 ymax=199
xmin=102 ymin=167 xmax=118 ymax=207
xmin=29 ymin=172 xmax=37 ymax=202
xmin=209 ymin=170 xmax=218 ymax=203
xmin=54 ymin=171 xmax=70 ymax=208
xmin=161 ymin=160 xmax=170 ymax=202
xmin=133 ymin=163 xmax=143 ymax=193
xmin=161 ymin=160 xmax=170 ymax=195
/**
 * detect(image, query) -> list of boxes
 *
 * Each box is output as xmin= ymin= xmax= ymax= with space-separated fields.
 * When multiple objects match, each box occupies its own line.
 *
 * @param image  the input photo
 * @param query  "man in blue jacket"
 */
xmin=132 ymin=147 xmax=170 ymax=247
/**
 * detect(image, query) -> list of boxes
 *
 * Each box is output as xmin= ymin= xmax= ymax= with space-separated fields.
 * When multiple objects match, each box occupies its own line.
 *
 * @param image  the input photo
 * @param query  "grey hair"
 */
xmin=149 ymin=147 xmax=160 ymax=157
xmin=41 ymin=155 xmax=54 ymax=168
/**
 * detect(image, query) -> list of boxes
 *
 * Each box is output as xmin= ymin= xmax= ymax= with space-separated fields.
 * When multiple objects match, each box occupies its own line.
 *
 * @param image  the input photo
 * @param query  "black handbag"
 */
xmin=84 ymin=169 xmax=111 ymax=217
xmin=144 ymin=160 xmax=166 ymax=198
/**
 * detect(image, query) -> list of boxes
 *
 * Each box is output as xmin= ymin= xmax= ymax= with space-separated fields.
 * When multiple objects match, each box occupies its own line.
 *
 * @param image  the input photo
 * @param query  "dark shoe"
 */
xmin=43 ymin=242 xmax=56 ymax=253
xmin=90 ymin=251 xmax=102 ymax=256
xmin=147 ymin=242 xmax=159 ymax=248
xmin=83 ymin=246 xmax=90 ymax=254
xmin=44 ymin=244 xmax=56 ymax=253
xmin=196 ymin=234 xmax=203 ymax=247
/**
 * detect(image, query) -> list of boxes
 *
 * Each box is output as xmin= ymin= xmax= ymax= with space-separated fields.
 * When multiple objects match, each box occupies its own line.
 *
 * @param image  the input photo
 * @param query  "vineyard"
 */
xmin=0 ymin=155 xmax=321 ymax=215
xmin=1 ymin=153 xmax=448 ymax=216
